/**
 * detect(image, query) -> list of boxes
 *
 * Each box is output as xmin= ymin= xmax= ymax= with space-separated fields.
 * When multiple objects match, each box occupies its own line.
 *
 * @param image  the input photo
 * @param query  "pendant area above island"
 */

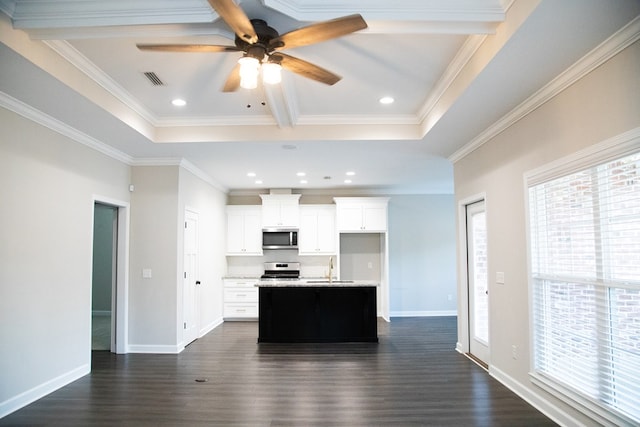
xmin=256 ymin=281 xmax=379 ymax=343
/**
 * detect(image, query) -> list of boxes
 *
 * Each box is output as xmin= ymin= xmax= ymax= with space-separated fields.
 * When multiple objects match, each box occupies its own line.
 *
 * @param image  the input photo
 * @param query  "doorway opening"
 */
xmin=91 ymin=198 xmax=129 ymax=354
xmin=92 ymin=203 xmax=117 ymax=351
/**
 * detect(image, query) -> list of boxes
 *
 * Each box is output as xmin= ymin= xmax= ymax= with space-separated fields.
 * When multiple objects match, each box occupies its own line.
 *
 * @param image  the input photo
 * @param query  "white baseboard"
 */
xmin=199 ymin=317 xmax=223 ymax=337
xmin=390 ymin=310 xmax=457 ymax=317
xmin=490 ymin=365 xmax=576 ymax=427
xmin=128 ymin=317 xmax=224 ymax=354
xmin=127 ymin=344 xmax=183 ymax=354
xmin=0 ymin=363 xmax=90 ymax=418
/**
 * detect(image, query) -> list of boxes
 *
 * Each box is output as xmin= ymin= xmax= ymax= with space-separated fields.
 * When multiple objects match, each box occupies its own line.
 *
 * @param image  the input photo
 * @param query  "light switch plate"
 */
xmin=142 ymin=268 xmax=152 ymax=279
xmin=496 ymin=271 xmax=505 ymax=284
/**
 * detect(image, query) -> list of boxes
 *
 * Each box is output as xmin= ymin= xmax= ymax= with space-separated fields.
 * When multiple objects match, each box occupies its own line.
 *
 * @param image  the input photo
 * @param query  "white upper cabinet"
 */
xmin=226 ymin=206 xmax=263 ymax=255
xmin=260 ymin=194 xmax=301 ymax=228
xmin=334 ymin=197 xmax=389 ymax=232
xmin=298 ymin=205 xmax=336 ymax=255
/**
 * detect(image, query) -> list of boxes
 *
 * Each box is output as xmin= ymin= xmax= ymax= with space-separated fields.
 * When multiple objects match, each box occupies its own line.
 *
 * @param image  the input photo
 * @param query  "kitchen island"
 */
xmin=256 ymin=280 xmax=378 ymax=343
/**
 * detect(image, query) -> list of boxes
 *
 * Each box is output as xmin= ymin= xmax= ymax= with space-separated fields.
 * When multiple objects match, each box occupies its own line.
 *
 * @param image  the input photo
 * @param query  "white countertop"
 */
xmin=255 ymin=279 xmax=379 ymax=287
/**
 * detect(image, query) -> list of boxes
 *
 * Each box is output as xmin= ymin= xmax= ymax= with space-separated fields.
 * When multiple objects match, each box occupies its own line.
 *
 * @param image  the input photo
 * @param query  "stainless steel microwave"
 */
xmin=262 ymin=228 xmax=298 ymax=250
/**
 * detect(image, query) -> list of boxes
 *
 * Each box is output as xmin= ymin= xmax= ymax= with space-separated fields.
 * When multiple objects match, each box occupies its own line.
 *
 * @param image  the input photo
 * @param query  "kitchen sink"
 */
xmin=306 ymin=280 xmax=354 ymax=284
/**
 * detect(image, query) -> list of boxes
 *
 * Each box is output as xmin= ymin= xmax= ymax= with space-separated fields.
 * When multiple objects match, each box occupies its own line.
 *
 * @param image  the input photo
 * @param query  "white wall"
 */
xmin=453 ymin=40 xmax=640 ymax=425
xmin=128 ymin=166 xmax=180 ymax=351
xmin=127 ymin=165 xmax=228 ymax=353
xmin=388 ymin=195 xmax=457 ymax=316
xmin=178 ymin=167 xmax=227 ymax=337
xmin=0 ymin=107 xmax=131 ymax=416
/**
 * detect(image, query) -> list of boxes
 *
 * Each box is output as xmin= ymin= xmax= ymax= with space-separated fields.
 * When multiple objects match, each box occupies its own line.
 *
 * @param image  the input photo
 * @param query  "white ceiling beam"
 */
xmin=263 ymin=0 xmax=506 ymax=23
xmin=8 ymin=0 xmax=216 ymax=29
xmin=7 ymin=0 xmax=505 ymax=36
xmin=365 ymin=21 xmax=499 ymax=35
xmin=263 ymin=76 xmax=298 ymax=128
xmin=416 ymin=0 xmax=541 ymax=139
xmin=24 ymin=24 xmax=235 ymax=41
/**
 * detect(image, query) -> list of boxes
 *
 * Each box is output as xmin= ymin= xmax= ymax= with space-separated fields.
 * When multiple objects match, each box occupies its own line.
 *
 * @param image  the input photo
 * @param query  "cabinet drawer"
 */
xmin=224 ymin=303 xmax=258 ymax=318
xmin=223 ymin=280 xmax=257 ymax=288
xmin=224 ymin=288 xmax=258 ymax=303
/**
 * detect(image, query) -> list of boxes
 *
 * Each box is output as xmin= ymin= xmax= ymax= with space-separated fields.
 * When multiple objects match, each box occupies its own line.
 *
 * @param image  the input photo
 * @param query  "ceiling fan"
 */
xmin=136 ymin=0 xmax=368 ymax=91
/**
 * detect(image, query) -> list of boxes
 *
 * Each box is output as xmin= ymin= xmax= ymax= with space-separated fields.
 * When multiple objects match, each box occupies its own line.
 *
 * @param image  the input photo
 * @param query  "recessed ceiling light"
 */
xmin=300 ymin=180 xmax=308 ymax=184
xmin=247 ymin=172 xmax=256 ymax=177
xmin=255 ymin=180 xmax=263 ymax=185
xmin=296 ymin=172 xmax=306 ymax=177
xmin=344 ymin=179 xmax=352 ymax=184
xmin=346 ymin=171 xmax=356 ymax=176
xmin=172 ymin=98 xmax=187 ymax=107
xmin=379 ymin=96 xmax=394 ymax=105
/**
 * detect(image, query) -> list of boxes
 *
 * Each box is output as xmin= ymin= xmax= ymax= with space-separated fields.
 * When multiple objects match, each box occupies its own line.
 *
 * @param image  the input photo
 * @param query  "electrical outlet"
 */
xmin=512 ymin=345 xmax=518 ymax=360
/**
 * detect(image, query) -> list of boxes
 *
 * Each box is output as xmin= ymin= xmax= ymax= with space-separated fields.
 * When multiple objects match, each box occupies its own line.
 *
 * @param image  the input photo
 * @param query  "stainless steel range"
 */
xmin=261 ymin=262 xmax=300 ymax=280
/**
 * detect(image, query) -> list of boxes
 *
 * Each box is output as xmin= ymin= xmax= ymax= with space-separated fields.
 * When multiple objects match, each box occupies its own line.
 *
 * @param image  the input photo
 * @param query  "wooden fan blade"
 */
xmin=207 ymin=0 xmax=258 ymax=44
xmin=275 ymin=53 xmax=341 ymax=86
xmin=137 ymin=44 xmax=241 ymax=53
xmin=269 ymin=14 xmax=367 ymax=50
xmin=222 ymin=63 xmax=241 ymax=92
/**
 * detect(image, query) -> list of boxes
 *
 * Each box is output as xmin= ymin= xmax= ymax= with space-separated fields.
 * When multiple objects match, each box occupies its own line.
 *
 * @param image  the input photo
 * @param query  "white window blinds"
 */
xmin=528 ymin=150 xmax=640 ymax=425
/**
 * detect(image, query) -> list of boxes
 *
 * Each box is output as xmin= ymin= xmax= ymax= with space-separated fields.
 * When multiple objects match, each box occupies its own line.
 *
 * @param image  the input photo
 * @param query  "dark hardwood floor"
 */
xmin=1 ymin=317 xmax=556 ymax=426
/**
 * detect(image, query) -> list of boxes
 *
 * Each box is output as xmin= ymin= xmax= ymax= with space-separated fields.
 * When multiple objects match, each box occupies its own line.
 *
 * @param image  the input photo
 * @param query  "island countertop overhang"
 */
xmin=256 ymin=279 xmax=379 ymax=287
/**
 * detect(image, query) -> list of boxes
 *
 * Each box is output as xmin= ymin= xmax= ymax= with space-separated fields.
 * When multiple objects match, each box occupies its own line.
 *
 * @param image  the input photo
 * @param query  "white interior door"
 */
xmin=466 ymin=200 xmax=489 ymax=365
xmin=183 ymin=210 xmax=199 ymax=346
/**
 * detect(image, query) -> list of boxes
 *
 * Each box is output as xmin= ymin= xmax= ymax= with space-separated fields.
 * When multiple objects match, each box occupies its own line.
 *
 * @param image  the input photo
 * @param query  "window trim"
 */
xmin=524 ymin=127 xmax=640 ymax=427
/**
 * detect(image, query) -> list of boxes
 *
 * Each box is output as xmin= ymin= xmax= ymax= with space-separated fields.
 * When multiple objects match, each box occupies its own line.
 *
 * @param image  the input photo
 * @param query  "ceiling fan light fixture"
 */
xmin=238 ymin=56 xmax=260 ymax=89
xmin=262 ymin=61 xmax=282 ymax=85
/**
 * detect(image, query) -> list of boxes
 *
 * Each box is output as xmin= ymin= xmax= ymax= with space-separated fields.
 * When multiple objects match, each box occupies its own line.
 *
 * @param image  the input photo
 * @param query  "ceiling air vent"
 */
xmin=143 ymin=71 xmax=164 ymax=86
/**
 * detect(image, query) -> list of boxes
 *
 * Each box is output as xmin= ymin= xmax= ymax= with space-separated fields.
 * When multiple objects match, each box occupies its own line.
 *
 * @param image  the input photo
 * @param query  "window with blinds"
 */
xmin=528 ymin=150 xmax=640 ymax=425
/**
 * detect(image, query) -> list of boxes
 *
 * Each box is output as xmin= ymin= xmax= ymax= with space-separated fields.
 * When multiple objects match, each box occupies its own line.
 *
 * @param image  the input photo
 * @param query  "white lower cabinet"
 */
xmin=223 ymin=279 xmax=258 ymax=320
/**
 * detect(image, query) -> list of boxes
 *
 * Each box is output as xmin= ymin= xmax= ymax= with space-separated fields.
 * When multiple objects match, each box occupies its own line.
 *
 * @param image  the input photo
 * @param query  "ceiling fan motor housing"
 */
xmin=235 ymin=19 xmax=281 ymax=60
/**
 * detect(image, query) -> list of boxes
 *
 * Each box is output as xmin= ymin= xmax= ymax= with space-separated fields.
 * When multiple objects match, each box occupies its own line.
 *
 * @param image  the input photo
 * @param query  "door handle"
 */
xmin=196 ymin=281 xmax=201 ymax=285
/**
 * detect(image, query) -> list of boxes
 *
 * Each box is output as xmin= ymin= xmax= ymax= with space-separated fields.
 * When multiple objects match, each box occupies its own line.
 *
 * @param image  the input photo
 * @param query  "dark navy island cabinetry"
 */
xmin=257 ymin=283 xmax=378 ymax=343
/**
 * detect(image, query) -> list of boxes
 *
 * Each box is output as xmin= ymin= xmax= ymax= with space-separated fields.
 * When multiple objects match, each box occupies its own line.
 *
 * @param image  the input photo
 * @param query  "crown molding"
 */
xmin=0 ymin=90 xmax=227 ymax=192
xmin=0 ymin=1 xmax=15 ymax=16
xmin=129 ymin=157 xmax=182 ymax=167
xmin=416 ymin=33 xmax=487 ymax=125
xmin=43 ymin=40 xmax=159 ymax=126
xmin=296 ymin=113 xmax=419 ymax=126
xmin=449 ymin=15 xmax=640 ymax=163
xmin=40 ymin=40 xmax=418 ymax=133
xmin=180 ymin=159 xmax=228 ymax=193
xmin=0 ymin=90 xmax=134 ymax=164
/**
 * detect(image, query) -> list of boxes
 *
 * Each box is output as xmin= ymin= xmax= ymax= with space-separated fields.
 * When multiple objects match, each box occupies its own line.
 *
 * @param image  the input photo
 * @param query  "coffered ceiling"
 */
xmin=1 ymin=0 xmax=638 ymax=193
